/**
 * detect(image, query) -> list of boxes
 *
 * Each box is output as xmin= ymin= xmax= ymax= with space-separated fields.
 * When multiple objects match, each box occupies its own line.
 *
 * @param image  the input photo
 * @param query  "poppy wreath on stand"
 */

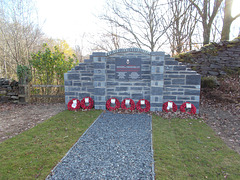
xmin=136 ymin=99 xmax=150 ymax=112
xmin=67 ymin=98 xmax=81 ymax=111
xmin=121 ymin=98 xmax=135 ymax=111
xmin=162 ymin=101 xmax=178 ymax=112
xmin=106 ymin=97 xmax=120 ymax=111
xmin=80 ymin=97 xmax=94 ymax=110
xmin=180 ymin=102 xmax=197 ymax=114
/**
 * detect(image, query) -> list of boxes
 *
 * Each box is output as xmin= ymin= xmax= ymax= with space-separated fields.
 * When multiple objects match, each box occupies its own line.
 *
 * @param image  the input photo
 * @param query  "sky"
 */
xmin=36 ymin=0 xmax=106 ymax=50
xmin=35 ymin=0 xmax=240 ymax=54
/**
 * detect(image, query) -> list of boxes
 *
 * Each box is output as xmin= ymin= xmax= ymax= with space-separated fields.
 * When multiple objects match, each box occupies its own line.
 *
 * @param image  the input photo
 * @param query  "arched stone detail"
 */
xmin=107 ymin=48 xmax=150 ymax=56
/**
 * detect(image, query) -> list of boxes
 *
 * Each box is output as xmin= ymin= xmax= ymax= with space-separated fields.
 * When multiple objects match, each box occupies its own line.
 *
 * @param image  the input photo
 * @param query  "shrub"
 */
xmin=201 ymin=76 xmax=219 ymax=89
xmin=17 ymin=65 xmax=32 ymax=84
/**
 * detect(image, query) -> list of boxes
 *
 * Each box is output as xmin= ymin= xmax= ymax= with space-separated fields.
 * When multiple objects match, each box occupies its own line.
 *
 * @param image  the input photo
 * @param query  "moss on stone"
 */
xmin=224 ymin=67 xmax=240 ymax=75
xmin=191 ymin=66 xmax=198 ymax=71
xmin=175 ymin=52 xmax=194 ymax=63
xmin=201 ymin=43 xmax=219 ymax=56
xmin=226 ymin=43 xmax=239 ymax=48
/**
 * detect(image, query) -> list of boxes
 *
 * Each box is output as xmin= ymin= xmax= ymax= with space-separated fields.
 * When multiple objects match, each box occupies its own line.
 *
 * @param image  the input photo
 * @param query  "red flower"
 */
xmin=162 ymin=101 xmax=178 ymax=112
xmin=106 ymin=97 xmax=120 ymax=111
xmin=136 ymin=99 xmax=150 ymax=112
xmin=121 ymin=98 xmax=135 ymax=111
xmin=180 ymin=102 xmax=197 ymax=114
xmin=67 ymin=98 xmax=81 ymax=111
xmin=80 ymin=97 xmax=94 ymax=110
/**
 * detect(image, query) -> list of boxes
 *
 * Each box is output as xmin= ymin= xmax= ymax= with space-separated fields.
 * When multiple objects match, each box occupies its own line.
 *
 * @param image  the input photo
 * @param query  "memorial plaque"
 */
xmin=115 ymin=57 xmax=141 ymax=80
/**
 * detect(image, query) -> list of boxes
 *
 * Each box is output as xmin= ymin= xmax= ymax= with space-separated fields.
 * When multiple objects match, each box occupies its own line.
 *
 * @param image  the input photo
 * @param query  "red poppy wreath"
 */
xmin=80 ymin=97 xmax=94 ymax=110
xmin=106 ymin=97 xmax=120 ymax=111
xmin=121 ymin=98 xmax=135 ymax=111
xmin=136 ymin=99 xmax=150 ymax=112
xmin=67 ymin=98 xmax=81 ymax=111
xmin=162 ymin=101 xmax=178 ymax=112
xmin=180 ymin=102 xmax=197 ymax=114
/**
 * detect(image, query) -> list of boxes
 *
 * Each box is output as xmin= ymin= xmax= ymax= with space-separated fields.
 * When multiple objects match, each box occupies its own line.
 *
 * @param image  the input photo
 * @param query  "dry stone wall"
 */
xmin=176 ymin=37 xmax=240 ymax=76
xmin=0 ymin=78 xmax=19 ymax=103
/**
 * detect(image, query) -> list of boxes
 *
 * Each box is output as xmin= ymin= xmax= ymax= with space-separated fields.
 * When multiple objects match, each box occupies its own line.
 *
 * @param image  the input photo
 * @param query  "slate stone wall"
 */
xmin=176 ymin=37 xmax=240 ymax=76
xmin=106 ymin=51 xmax=152 ymax=108
xmin=163 ymin=56 xmax=201 ymax=112
xmin=64 ymin=48 xmax=201 ymax=113
xmin=0 ymin=78 xmax=19 ymax=103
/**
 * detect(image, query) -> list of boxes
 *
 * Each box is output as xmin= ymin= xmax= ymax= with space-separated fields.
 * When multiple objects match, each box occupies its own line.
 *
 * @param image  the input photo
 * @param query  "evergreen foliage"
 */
xmin=17 ymin=65 xmax=32 ymax=84
xmin=30 ymin=43 xmax=77 ymax=85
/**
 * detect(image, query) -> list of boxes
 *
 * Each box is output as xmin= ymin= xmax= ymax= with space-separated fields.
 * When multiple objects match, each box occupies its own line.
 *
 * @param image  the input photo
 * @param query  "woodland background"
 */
xmin=0 ymin=0 xmax=239 ymax=84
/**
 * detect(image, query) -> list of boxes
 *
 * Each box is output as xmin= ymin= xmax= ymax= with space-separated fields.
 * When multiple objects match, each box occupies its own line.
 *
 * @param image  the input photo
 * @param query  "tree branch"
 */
xmin=233 ymin=13 xmax=240 ymax=21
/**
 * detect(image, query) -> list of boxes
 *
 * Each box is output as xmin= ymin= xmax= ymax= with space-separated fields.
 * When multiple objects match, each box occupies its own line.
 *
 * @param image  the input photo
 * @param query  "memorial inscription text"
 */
xmin=115 ymin=58 xmax=142 ymax=80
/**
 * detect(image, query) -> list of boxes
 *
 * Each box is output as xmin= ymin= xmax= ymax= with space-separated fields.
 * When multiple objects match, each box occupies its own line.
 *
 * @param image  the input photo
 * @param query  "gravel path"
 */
xmin=47 ymin=111 xmax=154 ymax=179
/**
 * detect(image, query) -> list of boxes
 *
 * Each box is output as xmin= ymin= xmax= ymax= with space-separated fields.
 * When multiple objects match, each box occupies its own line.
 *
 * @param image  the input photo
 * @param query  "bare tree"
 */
xmin=91 ymin=33 xmax=120 ymax=52
xmin=73 ymin=33 xmax=87 ymax=62
xmin=189 ymin=0 xmax=223 ymax=45
xmin=91 ymin=24 xmax=129 ymax=52
xmin=210 ymin=7 xmax=223 ymax=42
xmin=221 ymin=0 xmax=240 ymax=40
xmin=166 ymin=0 xmax=199 ymax=55
xmin=0 ymin=0 xmax=43 ymax=79
xmin=101 ymin=0 xmax=172 ymax=52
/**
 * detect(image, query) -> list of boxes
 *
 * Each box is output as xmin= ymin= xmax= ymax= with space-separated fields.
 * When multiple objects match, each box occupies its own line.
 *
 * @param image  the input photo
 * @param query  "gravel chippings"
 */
xmin=46 ymin=111 xmax=154 ymax=179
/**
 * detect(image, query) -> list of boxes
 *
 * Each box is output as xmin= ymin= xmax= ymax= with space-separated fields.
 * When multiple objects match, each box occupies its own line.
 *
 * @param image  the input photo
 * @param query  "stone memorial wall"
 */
xmin=64 ymin=48 xmax=201 ymax=113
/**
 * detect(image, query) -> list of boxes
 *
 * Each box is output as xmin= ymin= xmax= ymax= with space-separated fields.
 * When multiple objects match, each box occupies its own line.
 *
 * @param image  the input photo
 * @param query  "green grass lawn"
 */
xmin=0 ymin=110 xmax=102 ymax=179
xmin=1 ymin=111 xmax=240 ymax=179
xmin=153 ymin=115 xmax=240 ymax=179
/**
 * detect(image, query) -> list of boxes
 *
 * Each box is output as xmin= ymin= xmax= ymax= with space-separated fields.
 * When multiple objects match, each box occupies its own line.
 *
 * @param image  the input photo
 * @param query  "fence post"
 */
xmin=26 ymin=83 xmax=30 ymax=103
xmin=18 ymin=83 xmax=30 ymax=104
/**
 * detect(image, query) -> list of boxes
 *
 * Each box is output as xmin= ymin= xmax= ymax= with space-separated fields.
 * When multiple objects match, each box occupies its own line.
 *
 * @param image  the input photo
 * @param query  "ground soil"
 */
xmin=0 ymin=103 xmax=65 ymax=142
xmin=199 ymin=75 xmax=240 ymax=154
xmin=0 ymin=77 xmax=239 ymax=155
xmin=200 ymin=92 xmax=240 ymax=154
xmin=201 ymin=105 xmax=240 ymax=154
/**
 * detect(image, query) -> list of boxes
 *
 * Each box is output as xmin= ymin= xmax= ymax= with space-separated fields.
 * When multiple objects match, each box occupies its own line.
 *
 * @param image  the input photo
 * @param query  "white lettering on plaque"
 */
xmin=117 ymin=72 xmax=126 ymax=79
xmin=129 ymin=72 xmax=140 ymax=79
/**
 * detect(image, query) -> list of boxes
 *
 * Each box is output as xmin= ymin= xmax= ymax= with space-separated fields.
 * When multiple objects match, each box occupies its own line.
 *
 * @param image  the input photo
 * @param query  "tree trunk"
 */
xmin=203 ymin=23 xmax=211 ymax=45
xmin=189 ymin=0 xmax=223 ymax=45
xmin=221 ymin=0 xmax=233 ymax=40
xmin=221 ymin=0 xmax=240 ymax=41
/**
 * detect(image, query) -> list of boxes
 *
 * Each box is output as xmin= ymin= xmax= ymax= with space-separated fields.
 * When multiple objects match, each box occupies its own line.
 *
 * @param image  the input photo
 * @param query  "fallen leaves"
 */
xmin=201 ymin=75 xmax=240 ymax=154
